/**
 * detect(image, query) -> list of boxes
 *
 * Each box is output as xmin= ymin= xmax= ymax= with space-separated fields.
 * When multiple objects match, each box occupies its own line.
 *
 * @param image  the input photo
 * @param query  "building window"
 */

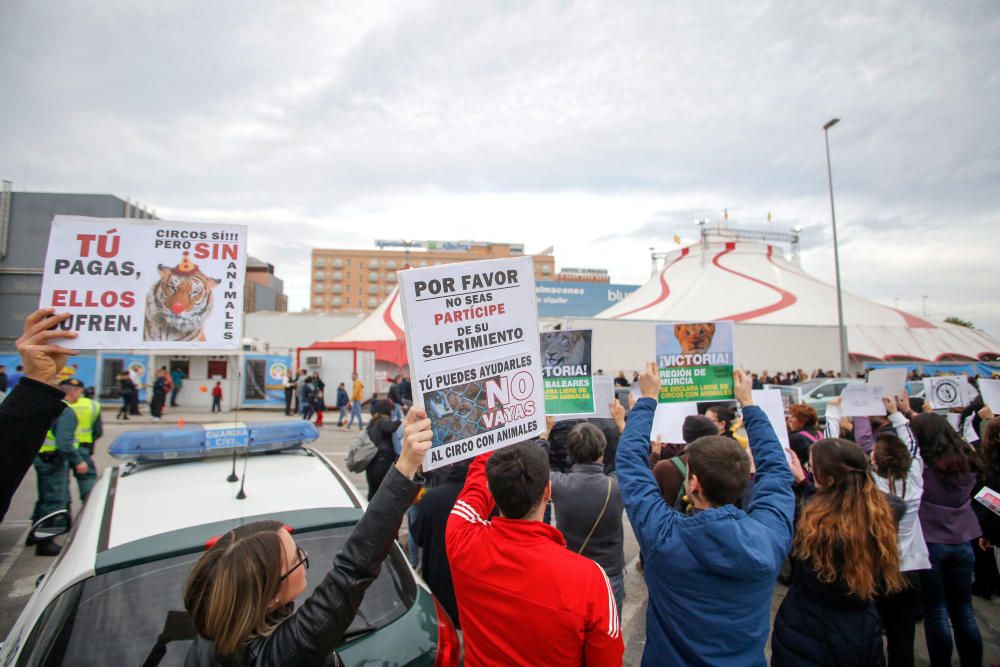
xmin=386 ymin=260 xmax=396 ymax=269
xmin=314 ymin=271 xmax=325 ymax=280
xmin=368 ymin=259 xmax=378 ymax=269
xmin=332 ymin=284 xmax=343 ymax=294
xmin=386 ymin=272 xmax=397 ymax=283
xmin=368 ymin=297 xmax=379 ymax=307
xmin=208 ymin=359 xmax=228 ymax=379
xmin=332 ymin=258 xmax=343 ymax=267
xmin=313 ymin=296 xmax=324 ymax=305
xmin=368 ymin=285 xmax=379 ymax=295
xmin=331 ymin=296 xmax=342 ymax=306
xmin=541 ymin=265 xmax=551 ymax=274
xmin=332 ymin=271 xmax=342 ymax=281
xmin=368 ymin=271 xmax=379 ymax=282
xmin=313 ymin=285 xmax=324 ymax=294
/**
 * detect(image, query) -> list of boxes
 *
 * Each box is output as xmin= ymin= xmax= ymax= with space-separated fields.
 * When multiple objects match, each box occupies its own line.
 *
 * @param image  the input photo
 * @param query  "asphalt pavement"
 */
xmin=2 ymin=407 xmax=999 ymax=665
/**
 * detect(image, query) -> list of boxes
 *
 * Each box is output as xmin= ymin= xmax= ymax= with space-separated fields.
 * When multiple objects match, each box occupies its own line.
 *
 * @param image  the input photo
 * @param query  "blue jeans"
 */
xmin=609 ymin=572 xmax=625 ymax=623
xmin=348 ymin=401 xmax=364 ymax=430
xmin=920 ymin=541 xmax=983 ymax=667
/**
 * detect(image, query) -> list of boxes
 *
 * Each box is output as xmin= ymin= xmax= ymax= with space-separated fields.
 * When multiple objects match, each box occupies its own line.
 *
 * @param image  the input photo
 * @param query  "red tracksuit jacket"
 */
xmin=446 ymin=451 xmax=624 ymax=666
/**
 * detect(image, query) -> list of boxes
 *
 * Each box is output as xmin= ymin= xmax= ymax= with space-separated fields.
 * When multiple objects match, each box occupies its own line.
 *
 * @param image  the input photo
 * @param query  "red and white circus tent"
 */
xmin=304 ymin=286 xmax=408 ymax=369
xmin=595 ymin=238 xmax=999 ymax=364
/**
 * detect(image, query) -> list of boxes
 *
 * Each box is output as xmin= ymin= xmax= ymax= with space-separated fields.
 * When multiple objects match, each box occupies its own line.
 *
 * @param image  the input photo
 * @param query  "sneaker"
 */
xmin=35 ymin=541 xmax=62 ymax=557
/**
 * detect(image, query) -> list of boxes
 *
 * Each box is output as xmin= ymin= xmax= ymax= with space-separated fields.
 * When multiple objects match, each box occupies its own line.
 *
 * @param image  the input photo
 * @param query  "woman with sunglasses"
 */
xmin=183 ymin=408 xmax=433 ymax=666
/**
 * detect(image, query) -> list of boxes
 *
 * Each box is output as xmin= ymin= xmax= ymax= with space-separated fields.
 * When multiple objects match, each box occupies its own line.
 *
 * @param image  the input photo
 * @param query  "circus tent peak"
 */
xmin=306 ymin=286 xmax=408 ymax=366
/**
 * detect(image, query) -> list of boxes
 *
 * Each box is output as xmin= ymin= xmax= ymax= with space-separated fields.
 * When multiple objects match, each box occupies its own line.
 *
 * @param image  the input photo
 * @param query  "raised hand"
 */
xmin=882 ymin=395 xmax=898 ymax=415
xmin=638 ymin=361 xmax=661 ymax=400
xmin=733 ymin=369 xmax=754 ymax=407
xmin=610 ymin=401 xmax=626 ymax=434
xmin=397 ymin=407 xmax=433 ymax=479
xmin=17 ymin=309 xmax=78 ymax=385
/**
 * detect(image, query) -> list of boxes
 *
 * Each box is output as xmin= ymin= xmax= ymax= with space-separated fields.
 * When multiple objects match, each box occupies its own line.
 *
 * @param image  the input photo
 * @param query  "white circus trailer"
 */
xmin=297 ymin=348 xmax=376 ymax=398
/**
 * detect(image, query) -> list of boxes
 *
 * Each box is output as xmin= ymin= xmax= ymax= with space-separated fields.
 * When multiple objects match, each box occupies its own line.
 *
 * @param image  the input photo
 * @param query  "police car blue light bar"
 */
xmin=108 ymin=421 xmax=320 ymax=462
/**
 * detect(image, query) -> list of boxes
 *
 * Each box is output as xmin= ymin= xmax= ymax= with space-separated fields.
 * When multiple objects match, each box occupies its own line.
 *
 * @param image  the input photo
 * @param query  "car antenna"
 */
xmin=236 ymin=450 xmax=249 ymax=499
xmin=227 ymin=449 xmax=239 ymax=483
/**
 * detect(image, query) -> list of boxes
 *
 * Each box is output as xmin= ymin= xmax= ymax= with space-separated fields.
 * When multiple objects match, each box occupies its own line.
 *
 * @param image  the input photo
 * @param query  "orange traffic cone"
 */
xmin=178 ymin=417 xmax=185 ymax=427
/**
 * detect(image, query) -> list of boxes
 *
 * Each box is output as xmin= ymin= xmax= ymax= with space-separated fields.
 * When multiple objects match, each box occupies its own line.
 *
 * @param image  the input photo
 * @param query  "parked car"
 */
xmin=765 ymin=379 xmax=861 ymax=418
xmin=0 ymin=422 xmax=459 ymax=666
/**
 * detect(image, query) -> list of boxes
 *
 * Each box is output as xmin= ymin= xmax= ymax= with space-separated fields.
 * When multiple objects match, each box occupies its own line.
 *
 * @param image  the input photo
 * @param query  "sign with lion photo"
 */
xmin=39 ymin=216 xmax=248 ymax=349
xmin=655 ymin=321 xmax=735 ymax=403
xmin=539 ymin=329 xmax=595 ymax=415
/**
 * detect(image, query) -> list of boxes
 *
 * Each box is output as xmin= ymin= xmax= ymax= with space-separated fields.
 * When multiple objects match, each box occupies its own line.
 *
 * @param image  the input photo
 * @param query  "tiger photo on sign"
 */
xmin=674 ymin=323 xmax=717 ymax=354
xmin=143 ymin=252 xmax=221 ymax=342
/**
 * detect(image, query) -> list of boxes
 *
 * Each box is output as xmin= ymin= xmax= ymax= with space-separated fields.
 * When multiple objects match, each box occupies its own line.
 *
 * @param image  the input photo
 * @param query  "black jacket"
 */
xmin=184 ymin=465 xmax=421 ymax=666
xmin=0 ymin=378 xmax=67 ymax=524
xmin=410 ymin=465 xmax=468 ymax=628
xmin=772 ymin=559 xmax=885 ymax=667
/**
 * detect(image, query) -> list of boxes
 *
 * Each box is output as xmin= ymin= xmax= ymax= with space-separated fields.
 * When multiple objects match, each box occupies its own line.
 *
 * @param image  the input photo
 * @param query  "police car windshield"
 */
xmin=18 ymin=526 xmax=414 ymax=665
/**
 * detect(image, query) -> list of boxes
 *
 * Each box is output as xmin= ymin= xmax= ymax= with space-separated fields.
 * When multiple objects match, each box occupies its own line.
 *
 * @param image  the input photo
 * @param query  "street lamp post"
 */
xmin=823 ymin=118 xmax=850 ymax=378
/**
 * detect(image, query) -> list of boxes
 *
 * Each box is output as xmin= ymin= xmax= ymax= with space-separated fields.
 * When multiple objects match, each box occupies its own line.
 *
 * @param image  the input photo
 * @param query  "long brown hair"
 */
xmin=183 ymin=520 xmax=286 ymax=656
xmin=795 ymin=438 xmax=906 ymax=599
xmin=982 ymin=418 xmax=1000 ymax=481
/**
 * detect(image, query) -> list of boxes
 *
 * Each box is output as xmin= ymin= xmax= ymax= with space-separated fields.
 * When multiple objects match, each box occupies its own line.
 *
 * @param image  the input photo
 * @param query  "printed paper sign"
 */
xmin=540 ymin=329 xmax=594 ymax=415
xmin=752 ymin=389 xmax=792 ymax=451
xmin=840 ymin=383 xmax=887 ymax=417
xmin=655 ymin=321 xmax=734 ymax=403
xmin=868 ymin=368 xmax=907 ymax=397
xmin=923 ymin=376 xmax=967 ymax=409
xmin=974 ymin=486 xmax=1000 ymax=518
xmin=399 ymin=256 xmax=544 ymax=470
xmin=979 ymin=378 xmax=1000 ymax=414
xmin=39 ymin=216 xmax=247 ymax=349
xmin=592 ymin=376 xmax=615 ymax=418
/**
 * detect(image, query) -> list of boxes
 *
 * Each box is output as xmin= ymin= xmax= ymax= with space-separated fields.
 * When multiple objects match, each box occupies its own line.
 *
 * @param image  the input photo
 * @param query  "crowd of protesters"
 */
xmin=3 ymin=308 xmax=1000 ymax=665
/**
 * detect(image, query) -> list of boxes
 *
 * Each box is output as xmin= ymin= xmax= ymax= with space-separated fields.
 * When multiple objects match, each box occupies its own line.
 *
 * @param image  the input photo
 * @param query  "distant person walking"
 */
xmin=282 ymin=371 xmax=296 ymax=416
xmin=116 ymin=373 xmax=135 ymax=420
xmin=150 ymin=369 xmax=167 ymax=421
xmin=335 ymin=382 xmax=349 ymax=427
xmin=211 ymin=382 xmax=223 ymax=413
xmin=348 ymin=372 xmax=365 ymax=430
xmin=170 ymin=367 xmax=185 ymax=407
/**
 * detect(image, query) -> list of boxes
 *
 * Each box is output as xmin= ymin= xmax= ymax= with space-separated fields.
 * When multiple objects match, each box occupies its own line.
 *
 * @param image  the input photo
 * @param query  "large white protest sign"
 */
xmin=399 ymin=256 xmax=544 ymax=470
xmin=751 ymin=389 xmax=791 ymax=449
xmin=651 ymin=402 xmax=699 ymax=444
xmin=592 ymin=376 xmax=615 ymax=418
xmin=868 ymin=368 xmax=907 ymax=397
xmin=39 ymin=216 xmax=247 ymax=349
xmin=840 ymin=383 xmax=887 ymax=417
xmin=923 ymin=376 xmax=967 ymax=409
xmin=979 ymin=379 xmax=1000 ymax=414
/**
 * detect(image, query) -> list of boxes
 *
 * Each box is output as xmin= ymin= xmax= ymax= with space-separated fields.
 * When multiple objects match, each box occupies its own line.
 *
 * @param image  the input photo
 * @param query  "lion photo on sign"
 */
xmin=542 ymin=331 xmax=590 ymax=371
xmin=674 ymin=323 xmax=717 ymax=354
xmin=144 ymin=251 xmax=221 ymax=342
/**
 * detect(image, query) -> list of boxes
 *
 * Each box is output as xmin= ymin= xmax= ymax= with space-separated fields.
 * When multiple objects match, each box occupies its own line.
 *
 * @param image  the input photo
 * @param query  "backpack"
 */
xmin=345 ymin=429 xmax=378 ymax=473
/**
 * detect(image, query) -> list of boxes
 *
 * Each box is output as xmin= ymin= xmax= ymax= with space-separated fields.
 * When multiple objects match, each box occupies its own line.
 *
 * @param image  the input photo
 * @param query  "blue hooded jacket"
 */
xmin=618 ymin=398 xmax=795 ymax=666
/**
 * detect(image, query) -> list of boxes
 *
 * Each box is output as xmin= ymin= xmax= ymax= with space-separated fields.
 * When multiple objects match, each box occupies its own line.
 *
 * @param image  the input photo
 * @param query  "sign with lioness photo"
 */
xmin=39 ymin=216 xmax=248 ymax=349
xmin=540 ymin=329 xmax=595 ymax=415
xmin=655 ymin=321 xmax=735 ymax=403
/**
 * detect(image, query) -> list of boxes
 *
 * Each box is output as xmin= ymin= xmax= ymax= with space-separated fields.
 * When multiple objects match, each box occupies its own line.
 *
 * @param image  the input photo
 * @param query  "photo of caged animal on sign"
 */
xmin=144 ymin=251 xmax=221 ymax=342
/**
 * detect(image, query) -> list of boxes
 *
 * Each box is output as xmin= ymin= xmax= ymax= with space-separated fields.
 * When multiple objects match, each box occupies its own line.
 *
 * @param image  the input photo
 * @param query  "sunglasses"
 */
xmin=279 ymin=545 xmax=309 ymax=581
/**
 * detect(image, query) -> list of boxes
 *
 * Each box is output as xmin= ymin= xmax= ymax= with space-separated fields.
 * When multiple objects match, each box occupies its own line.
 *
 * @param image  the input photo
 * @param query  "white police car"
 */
xmin=0 ymin=421 xmax=459 ymax=666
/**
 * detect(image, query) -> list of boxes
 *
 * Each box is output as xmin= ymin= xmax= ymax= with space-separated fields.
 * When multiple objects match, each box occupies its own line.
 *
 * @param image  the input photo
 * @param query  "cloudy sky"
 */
xmin=3 ymin=1 xmax=998 ymax=332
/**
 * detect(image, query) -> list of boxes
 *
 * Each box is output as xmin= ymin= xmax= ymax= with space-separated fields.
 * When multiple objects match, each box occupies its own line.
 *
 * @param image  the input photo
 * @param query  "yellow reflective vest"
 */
xmin=70 ymin=396 xmax=100 ymax=445
xmin=41 ymin=403 xmax=78 ymax=453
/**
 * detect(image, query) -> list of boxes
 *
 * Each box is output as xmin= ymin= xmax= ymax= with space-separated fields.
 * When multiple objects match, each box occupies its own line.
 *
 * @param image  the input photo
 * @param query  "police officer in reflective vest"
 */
xmin=68 ymin=380 xmax=102 ymax=502
xmin=32 ymin=379 xmax=88 ymax=556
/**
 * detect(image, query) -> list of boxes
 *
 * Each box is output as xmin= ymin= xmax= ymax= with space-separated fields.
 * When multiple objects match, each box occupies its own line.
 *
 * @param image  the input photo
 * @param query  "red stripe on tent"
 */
xmin=763 ymin=246 xmax=936 ymax=329
xmin=714 ymin=244 xmax=797 ymax=321
xmin=383 ymin=289 xmax=405 ymax=341
xmin=612 ymin=248 xmax=689 ymax=319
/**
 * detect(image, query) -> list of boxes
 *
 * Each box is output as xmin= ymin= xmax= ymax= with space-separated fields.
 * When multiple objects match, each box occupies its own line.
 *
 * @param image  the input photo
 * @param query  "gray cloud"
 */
xmin=1 ymin=1 xmax=997 ymax=330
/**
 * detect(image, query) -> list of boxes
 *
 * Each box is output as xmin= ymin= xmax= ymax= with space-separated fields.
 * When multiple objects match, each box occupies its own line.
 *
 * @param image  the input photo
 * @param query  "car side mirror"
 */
xmin=29 ymin=510 xmax=71 ymax=542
